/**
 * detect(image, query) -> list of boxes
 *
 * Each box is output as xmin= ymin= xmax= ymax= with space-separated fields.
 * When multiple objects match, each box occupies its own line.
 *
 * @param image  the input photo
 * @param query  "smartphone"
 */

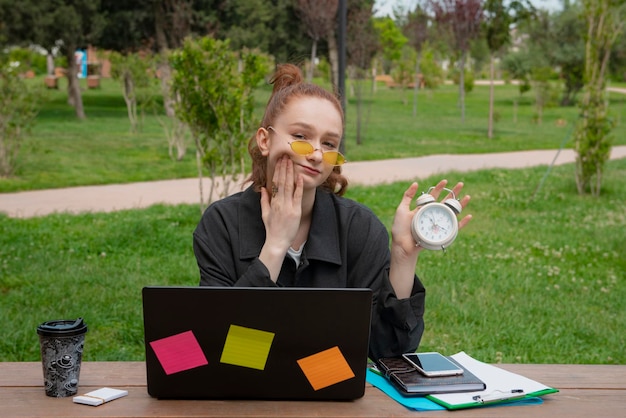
xmin=402 ymin=352 xmax=464 ymax=377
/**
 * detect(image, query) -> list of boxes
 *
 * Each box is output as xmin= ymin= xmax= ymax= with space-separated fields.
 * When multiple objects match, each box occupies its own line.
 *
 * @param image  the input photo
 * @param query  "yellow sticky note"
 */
xmin=220 ymin=324 xmax=275 ymax=370
xmin=297 ymin=346 xmax=355 ymax=391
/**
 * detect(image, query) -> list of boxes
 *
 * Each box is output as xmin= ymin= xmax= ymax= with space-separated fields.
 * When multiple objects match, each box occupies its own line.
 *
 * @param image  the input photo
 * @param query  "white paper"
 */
xmin=430 ymin=352 xmax=553 ymax=406
xmin=73 ymin=387 xmax=128 ymax=406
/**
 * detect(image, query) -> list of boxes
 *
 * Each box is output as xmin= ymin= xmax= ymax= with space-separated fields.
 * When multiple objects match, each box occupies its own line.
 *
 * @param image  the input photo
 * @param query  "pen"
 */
xmin=473 ymin=389 xmax=526 ymax=403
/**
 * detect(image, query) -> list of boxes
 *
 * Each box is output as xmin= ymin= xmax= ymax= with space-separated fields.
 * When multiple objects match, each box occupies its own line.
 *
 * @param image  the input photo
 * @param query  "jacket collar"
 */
xmin=239 ymin=187 xmax=342 ymax=265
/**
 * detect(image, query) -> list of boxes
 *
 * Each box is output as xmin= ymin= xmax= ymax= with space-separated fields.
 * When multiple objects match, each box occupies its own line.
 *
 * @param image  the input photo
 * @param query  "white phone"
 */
xmin=402 ymin=352 xmax=464 ymax=377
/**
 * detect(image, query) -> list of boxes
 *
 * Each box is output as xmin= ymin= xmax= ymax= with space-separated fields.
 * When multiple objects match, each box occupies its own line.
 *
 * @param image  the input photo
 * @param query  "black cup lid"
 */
xmin=37 ymin=318 xmax=88 ymax=337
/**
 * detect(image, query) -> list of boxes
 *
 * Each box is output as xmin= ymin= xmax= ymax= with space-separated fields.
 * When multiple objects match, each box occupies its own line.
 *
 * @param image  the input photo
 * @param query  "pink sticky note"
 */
xmin=149 ymin=330 xmax=208 ymax=375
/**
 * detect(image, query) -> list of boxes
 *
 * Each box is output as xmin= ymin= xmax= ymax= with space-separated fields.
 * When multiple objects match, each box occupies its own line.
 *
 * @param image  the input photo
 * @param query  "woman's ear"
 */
xmin=256 ymin=127 xmax=270 ymax=156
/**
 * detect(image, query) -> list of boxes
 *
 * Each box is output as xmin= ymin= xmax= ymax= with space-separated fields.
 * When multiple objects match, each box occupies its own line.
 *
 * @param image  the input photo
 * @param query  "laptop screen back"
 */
xmin=142 ymin=286 xmax=373 ymax=400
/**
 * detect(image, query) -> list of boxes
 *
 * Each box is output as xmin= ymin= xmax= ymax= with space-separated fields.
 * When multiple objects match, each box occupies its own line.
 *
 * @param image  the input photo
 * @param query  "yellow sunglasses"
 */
xmin=267 ymin=126 xmax=346 ymax=166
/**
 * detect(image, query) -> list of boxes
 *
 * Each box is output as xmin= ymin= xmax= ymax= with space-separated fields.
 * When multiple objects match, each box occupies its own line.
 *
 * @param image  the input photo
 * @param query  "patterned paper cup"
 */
xmin=37 ymin=318 xmax=88 ymax=397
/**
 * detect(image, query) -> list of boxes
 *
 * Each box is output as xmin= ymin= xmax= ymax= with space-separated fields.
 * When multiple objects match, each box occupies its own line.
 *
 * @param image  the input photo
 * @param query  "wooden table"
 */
xmin=1 ymin=362 xmax=624 ymax=417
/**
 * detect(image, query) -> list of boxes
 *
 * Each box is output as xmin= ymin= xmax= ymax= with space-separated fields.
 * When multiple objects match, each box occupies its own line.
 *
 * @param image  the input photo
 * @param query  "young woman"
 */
xmin=193 ymin=64 xmax=471 ymax=360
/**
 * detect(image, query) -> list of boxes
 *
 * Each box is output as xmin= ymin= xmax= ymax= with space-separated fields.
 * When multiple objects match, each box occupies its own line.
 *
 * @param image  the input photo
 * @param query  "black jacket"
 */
xmin=193 ymin=186 xmax=425 ymax=360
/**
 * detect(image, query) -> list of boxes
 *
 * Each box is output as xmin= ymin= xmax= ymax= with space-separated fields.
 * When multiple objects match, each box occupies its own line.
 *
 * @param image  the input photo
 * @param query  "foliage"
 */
xmin=6 ymin=47 xmax=47 ymax=75
xmin=170 ymin=37 xmax=268 ymax=207
xmin=374 ymin=16 xmax=408 ymax=73
xmin=573 ymin=0 xmax=626 ymax=196
xmin=531 ymin=66 xmax=558 ymax=124
xmin=501 ymin=51 xmax=532 ymax=95
xmin=551 ymin=2 xmax=586 ymax=106
xmin=0 ymin=62 xmax=41 ymax=177
xmin=512 ymin=5 xmax=585 ymax=108
xmin=418 ymin=45 xmax=445 ymax=89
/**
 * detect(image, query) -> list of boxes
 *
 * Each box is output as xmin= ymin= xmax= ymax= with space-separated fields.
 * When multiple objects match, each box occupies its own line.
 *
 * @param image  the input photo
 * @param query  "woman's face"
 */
xmin=258 ymin=96 xmax=343 ymax=192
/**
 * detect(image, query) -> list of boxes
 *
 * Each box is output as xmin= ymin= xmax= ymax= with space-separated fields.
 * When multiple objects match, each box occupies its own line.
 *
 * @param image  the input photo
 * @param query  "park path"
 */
xmin=2 ymin=146 xmax=626 ymax=219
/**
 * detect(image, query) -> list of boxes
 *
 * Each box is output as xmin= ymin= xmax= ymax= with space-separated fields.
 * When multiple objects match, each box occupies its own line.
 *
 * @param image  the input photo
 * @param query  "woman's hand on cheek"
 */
xmin=260 ymin=156 xmax=303 ymax=252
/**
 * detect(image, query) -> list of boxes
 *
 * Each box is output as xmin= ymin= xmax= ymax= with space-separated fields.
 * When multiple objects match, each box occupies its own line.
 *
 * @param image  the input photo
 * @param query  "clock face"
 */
xmin=411 ymin=203 xmax=458 ymax=250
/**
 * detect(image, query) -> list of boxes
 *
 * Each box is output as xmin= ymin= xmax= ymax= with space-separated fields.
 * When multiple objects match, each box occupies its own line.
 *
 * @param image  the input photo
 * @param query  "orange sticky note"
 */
xmin=297 ymin=346 xmax=355 ymax=391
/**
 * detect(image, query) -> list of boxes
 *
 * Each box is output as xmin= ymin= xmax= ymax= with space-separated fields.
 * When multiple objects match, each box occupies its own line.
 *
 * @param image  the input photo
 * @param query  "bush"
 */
xmin=0 ymin=63 xmax=42 ymax=177
xmin=7 ymin=47 xmax=47 ymax=75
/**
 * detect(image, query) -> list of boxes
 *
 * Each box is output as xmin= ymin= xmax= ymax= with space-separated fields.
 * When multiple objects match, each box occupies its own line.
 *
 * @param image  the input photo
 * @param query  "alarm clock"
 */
xmin=411 ymin=187 xmax=462 ymax=251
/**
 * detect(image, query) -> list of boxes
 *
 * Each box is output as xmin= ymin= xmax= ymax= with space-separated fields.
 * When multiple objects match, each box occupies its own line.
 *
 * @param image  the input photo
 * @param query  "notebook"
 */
xmin=376 ymin=356 xmax=486 ymax=395
xmin=142 ymin=286 xmax=373 ymax=400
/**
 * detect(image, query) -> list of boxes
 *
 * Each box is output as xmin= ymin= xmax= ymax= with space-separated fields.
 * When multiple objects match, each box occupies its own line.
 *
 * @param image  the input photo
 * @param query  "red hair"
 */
xmin=246 ymin=64 xmax=348 ymax=196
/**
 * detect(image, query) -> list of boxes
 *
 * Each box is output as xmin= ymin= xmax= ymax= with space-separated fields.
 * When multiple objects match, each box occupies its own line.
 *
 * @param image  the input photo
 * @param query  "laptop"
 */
xmin=142 ymin=286 xmax=373 ymax=400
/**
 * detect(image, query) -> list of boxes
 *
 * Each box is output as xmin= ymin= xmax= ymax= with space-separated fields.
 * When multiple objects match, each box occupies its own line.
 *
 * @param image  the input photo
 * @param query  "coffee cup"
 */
xmin=37 ymin=318 xmax=88 ymax=397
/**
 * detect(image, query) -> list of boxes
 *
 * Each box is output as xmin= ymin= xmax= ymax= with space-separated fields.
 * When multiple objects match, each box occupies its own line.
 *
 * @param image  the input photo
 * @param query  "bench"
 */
xmin=375 ymin=74 xmax=421 ymax=89
xmin=1 ymin=361 xmax=624 ymax=417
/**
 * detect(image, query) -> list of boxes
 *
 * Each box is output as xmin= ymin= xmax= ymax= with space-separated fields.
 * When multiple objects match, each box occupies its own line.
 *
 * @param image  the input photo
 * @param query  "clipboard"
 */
xmin=425 ymin=352 xmax=559 ymax=410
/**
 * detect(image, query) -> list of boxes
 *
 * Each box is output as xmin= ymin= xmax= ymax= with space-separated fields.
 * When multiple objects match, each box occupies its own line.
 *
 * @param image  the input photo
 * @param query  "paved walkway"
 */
xmin=2 ymin=146 xmax=626 ymax=218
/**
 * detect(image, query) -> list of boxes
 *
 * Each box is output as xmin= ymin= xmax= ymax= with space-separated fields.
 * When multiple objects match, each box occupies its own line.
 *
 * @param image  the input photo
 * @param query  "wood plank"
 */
xmin=0 ymin=362 xmax=147 ymax=387
xmin=2 ymin=362 xmax=625 ymax=417
xmin=0 ymin=387 xmax=622 ymax=418
xmin=493 ymin=364 xmax=626 ymax=389
xmin=4 ymin=362 xmax=625 ymax=390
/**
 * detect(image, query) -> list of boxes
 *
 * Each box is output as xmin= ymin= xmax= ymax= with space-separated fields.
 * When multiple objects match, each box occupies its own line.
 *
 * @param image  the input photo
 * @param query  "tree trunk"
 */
xmin=488 ymin=53 xmax=495 ymax=138
xmin=65 ymin=48 xmax=86 ymax=119
xmin=158 ymin=59 xmax=176 ymax=118
xmin=46 ymin=53 xmax=55 ymax=75
xmin=355 ymin=77 xmax=363 ymax=145
xmin=459 ymin=52 xmax=466 ymax=123
xmin=123 ymin=72 xmax=137 ymax=132
xmin=327 ymin=27 xmax=339 ymax=92
xmin=412 ymin=52 xmax=421 ymax=118
xmin=307 ymin=38 xmax=318 ymax=83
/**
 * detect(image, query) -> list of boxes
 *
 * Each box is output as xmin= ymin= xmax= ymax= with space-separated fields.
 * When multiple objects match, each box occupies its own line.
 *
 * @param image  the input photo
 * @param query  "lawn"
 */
xmin=1 ymin=76 xmax=624 ymax=365
xmin=2 ymin=75 xmax=625 ymax=192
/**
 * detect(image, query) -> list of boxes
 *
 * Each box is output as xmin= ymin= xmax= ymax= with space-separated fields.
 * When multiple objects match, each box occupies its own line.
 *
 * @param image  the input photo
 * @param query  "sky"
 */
xmin=374 ymin=0 xmax=564 ymax=17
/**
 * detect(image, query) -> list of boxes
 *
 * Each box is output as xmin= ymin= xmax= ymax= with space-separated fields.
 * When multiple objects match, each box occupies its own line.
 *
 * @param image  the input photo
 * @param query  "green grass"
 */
xmin=1 ymin=75 xmax=625 ymax=365
xmin=2 ymin=75 xmax=626 ymax=192
xmin=1 ymin=159 xmax=624 ymax=364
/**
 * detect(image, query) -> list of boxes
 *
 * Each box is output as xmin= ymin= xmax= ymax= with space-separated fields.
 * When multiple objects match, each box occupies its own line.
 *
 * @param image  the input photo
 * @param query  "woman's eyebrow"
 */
xmin=288 ymin=122 xmax=342 ymax=140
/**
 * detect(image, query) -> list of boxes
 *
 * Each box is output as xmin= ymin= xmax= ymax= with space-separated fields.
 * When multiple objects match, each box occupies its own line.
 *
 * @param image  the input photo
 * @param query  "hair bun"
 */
xmin=270 ymin=64 xmax=303 ymax=94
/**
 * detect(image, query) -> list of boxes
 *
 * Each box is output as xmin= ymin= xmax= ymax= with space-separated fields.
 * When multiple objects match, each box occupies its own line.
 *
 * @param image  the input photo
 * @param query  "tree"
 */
xmin=551 ymin=2 xmax=586 ymax=106
xmin=346 ymin=0 xmax=378 ymax=145
xmin=374 ymin=16 xmax=408 ymax=74
xmin=294 ymin=0 xmax=339 ymax=83
xmin=108 ymin=51 xmax=158 ymax=133
xmin=573 ymin=0 xmax=625 ymax=196
xmin=170 ymin=37 xmax=267 ymax=208
xmin=403 ymin=2 xmax=431 ymax=117
xmin=483 ymin=0 xmax=533 ymax=137
xmin=430 ymin=0 xmax=484 ymax=123
xmin=0 ymin=0 xmax=105 ymax=119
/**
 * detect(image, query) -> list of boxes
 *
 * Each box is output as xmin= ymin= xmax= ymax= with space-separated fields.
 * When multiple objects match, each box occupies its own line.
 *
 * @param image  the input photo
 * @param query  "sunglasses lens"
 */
xmin=290 ymin=140 xmax=346 ymax=166
xmin=323 ymin=152 xmax=346 ymax=166
xmin=290 ymin=141 xmax=314 ymax=155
